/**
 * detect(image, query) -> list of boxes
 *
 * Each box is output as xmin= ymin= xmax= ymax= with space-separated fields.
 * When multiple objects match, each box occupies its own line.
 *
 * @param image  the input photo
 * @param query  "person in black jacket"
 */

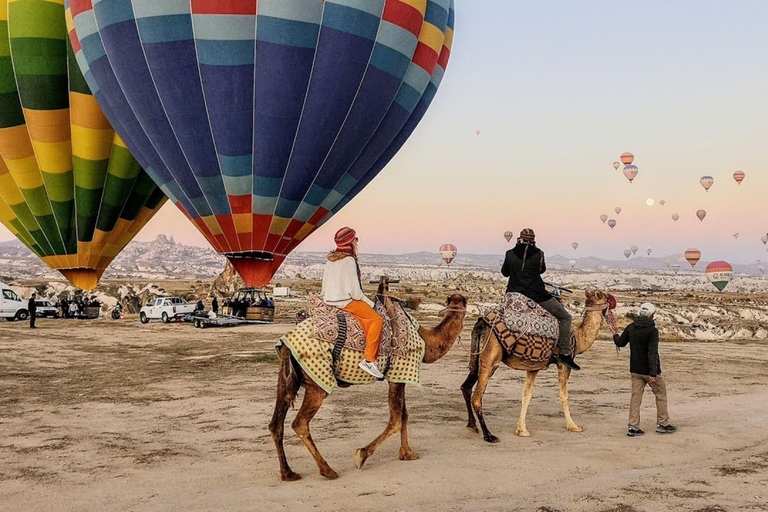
xmin=211 ymin=296 xmax=219 ymax=315
xmin=501 ymin=228 xmax=579 ymax=370
xmin=28 ymin=292 xmax=37 ymax=329
xmin=614 ymin=302 xmax=676 ymax=436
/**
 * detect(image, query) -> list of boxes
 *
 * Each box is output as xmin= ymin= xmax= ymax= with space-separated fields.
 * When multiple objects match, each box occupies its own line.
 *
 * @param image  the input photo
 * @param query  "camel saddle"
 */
xmin=483 ymin=292 xmax=575 ymax=363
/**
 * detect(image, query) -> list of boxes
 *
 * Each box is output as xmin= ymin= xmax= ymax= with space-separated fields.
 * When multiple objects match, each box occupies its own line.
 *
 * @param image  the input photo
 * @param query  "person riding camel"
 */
xmin=321 ymin=227 xmax=385 ymax=379
xmin=501 ymin=228 xmax=580 ymax=371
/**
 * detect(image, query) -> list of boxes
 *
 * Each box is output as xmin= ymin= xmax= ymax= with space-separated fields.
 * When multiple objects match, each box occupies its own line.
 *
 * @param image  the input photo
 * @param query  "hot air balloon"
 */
xmin=631 ymin=245 xmax=638 ymax=255
xmin=696 ymin=209 xmax=707 ymax=222
xmin=572 ymin=242 xmax=579 ymax=250
xmin=67 ymin=0 xmax=456 ymax=287
xmin=762 ymin=235 xmax=768 ymax=245
xmin=475 ymin=130 xmax=481 ymax=136
xmin=615 ymin=207 xmax=622 ymax=215
xmin=0 ymin=0 xmax=166 ymax=290
xmin=504 ymin=231 xmax=514 ymax=243
xmin=659 ymin=199 xmax=666 ymax=206
xmin=608 ymin=219 xmax=617 ymax=229
xmin=646 ymin=248 xmax=652 ymax=256
xmin=700 ymin=176 xmax=714 ymax=192
xmin=684 ymin=248 xmax=702 ymax=268
xmin=733 ymin=170 xmax=745 ymax=185
xmin=439 ymin=244 xmax=457 ymax=266
xmin=623 ymin=249 xmax=632 ymax=259
xmin=672 ymin=264 xmax=680 ymax=275
xmin=623 ymin=165 xmax=639 ymax=183
xmin=672 ymin=213 xmax=680 ymax=222
xmin=706 ymin=261 xmax=733 ymax=292
xmin=612 ymin=162 xmax=620 ymax=170
xmin=600 ymin=214 xmax=608 ymax=224
xmin=620 ymin=152 xmax=634 ymax=165
xmin=569 ymin=259 xmax=576 ymax=269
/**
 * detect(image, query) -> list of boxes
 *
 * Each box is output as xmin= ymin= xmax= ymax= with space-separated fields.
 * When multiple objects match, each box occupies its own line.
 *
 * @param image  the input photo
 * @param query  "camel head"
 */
xmin=443 ymin=294 xmax=468 ymax=320
xmin=583 ymin=289 xmax=617 ymax=332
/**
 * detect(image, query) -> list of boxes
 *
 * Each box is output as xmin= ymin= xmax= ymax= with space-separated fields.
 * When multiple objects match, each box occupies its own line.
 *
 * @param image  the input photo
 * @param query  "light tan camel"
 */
xmin=461 ymin=290 xmax=614 ymax=442
xmin=269 ymin=278 xmax=467 ymax=481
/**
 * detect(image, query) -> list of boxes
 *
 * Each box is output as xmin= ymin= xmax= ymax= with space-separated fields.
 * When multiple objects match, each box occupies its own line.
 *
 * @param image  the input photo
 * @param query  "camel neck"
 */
xmin=420 ymin=312 xmax=464 ymax=364
xmin=574 ymin=309 xmax=604 ymax=355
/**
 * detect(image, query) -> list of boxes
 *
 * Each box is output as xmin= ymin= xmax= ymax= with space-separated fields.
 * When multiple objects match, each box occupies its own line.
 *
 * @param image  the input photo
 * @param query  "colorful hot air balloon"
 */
xmin=733 ymin=170 xmax=745 ymax=185
xmin=646 ymin=248 xmax=652 ymax=256
xmin=608 ymin=219 xmax=617 ymax=229
xmin=572 ymin=242 xmax=579 ymax=250
xmin=620 ymin=152 xmax=634 ymax=165
xmin=600 ymin=214 xmax=608 ymax=224
xmin=623 ymin=249 xmax=632 ymax=259
xmin=659 ymin=199 xmax=666 ymax=206
xmin=631 ymin=245 xmax=638 ymax=255
xmin=504 ymin=231 xmax=514 ymax=243
xmin=615 ymin=207 xmax=622 ymax=215
xmin=623 ymin=165 xmax=639 ymax=183
xmin=569 ymin=259 xmax=576 ymax=269
xmin=672 ymin=213 xmax=680 ymax=222
xmin=0 ymin=0 xmax=166 ymax=290
xmin=696 ymin=209 xmax=707 ymax=222
xmin=706 ymin=261 xmax=733 ymax=292
xmin=67 ymin=0 xmax=455 ymax=287
xmin=439 ymin=244 xmax=457 ymax=266
xmin=612 ymin=162 xmax=620 ymax=170
xmin=684 ymin=248 xmax=702 ymax=268
xmin=700 ymin=176 xmax=714 ymax=192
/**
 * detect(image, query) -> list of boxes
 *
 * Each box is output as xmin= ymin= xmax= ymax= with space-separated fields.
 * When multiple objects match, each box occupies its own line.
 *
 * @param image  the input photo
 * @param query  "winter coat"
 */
xmin=501 ymin=243 xmax=551 ymax=303
xmin=613 ymin=316 xmax=662 ymax=377
xmin=321 ymin=252 xmax=374 ymax=308
xmin=28 ymin=298 xmax=37 ymax=314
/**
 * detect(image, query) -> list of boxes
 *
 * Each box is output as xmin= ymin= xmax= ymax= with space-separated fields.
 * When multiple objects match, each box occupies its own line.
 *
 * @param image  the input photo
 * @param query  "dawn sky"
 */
xmin=2 ymin=1 xmax=767 ymax=264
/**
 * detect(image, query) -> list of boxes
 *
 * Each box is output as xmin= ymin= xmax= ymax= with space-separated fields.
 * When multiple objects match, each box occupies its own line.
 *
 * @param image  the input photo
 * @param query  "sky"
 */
xmin=2 ymin=1 xmax=767 ymax=264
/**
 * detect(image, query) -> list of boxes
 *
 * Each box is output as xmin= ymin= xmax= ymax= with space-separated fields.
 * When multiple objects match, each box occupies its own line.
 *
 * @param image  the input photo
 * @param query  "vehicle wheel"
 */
xmin=194 ymin=319 xmax=200 ymax=328
xmin=140 ymin=312 xmax=149 ymax=324
xmin=162 ymin=312 xmax=170 ymax=324
xmin=111 ymin=309 xmax=121 ymax=320
xmin=16 ymin=310 xmax=28 ymax=321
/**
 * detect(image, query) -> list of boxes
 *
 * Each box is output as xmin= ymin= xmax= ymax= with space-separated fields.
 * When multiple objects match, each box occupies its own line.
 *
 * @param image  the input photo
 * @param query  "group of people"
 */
xmin=26 ymin=294 xmax=102 ymax=329
xmin=320 ymin=227 xmax=676 ymax=436
xmin=219 ymin=294 xmax=273 ymax=318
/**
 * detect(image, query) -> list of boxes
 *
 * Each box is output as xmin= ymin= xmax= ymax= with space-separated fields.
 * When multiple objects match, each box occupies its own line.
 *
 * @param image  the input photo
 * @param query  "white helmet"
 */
xmin=639 ymin=302 xmax=656 ymax=317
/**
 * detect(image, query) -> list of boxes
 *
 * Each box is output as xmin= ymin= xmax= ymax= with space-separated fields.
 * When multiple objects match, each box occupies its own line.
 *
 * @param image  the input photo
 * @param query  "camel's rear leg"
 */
xmin=471 ymin=339 xmax=504 ymax=443
xmin=355 ymin=382 xmax=407 ymax=469
xmin=292 ymin=383 xmax=336 ymax=479
xmin=515 ymin=370 xmax=539 ymax=437
xmin=461 ymin=324 xmax=485 ymax=433
xmin=269 ymin=346 xmax=302 ymax=481
xmin=558 ymin=365 xmax=583 ymax=432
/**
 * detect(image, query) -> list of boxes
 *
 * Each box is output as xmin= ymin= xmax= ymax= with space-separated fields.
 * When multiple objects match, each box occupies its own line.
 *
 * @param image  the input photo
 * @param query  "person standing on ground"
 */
xmin=211 ymin=296 xmax=219 ymax=315
xmin=28 ymin=292 xmax=37 ymax=329
xmin=614 ymin=302 xmax=677 ymax=437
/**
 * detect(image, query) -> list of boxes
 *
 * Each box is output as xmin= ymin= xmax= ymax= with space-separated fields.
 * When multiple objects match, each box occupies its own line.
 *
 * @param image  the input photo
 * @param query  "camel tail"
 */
xmin=469 ymin=317 xmax=486 ymax=373
xmin=277 ymin=344 xmax=302 ymax=409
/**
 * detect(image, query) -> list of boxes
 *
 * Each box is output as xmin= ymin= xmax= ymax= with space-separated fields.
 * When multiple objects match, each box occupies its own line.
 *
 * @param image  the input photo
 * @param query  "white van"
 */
xmin=0 ymin=283 xmax=29 ymax=321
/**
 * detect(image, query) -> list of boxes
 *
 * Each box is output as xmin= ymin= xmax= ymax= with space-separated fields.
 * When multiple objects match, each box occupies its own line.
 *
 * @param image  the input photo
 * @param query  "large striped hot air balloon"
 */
xmin=0 ymin=0 xmax=166 ymax=290
xmin=684 ymin=248 xmax=702 ymax=268
xmin=439 ymin=243 xmax=457 ymax=265
xmin=733 ymin=170 xmax=745 ymax=185
xmin=706 ymin=261 xmax=733 ymax=292
xmin=67 ymin=0 xmax=455 ymax=287
xmin=620 ymin=152 xmax=634 ymax=165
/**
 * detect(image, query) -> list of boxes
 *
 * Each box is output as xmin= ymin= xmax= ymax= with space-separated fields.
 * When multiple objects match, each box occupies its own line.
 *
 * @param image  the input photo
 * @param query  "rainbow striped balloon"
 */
xmin=705 ymin=261 xmax=733 ymax=292
xmin=684 ymin=248 xmax=702 ymax=268
xmin=733 ymin=170 xmax=745 ymax=185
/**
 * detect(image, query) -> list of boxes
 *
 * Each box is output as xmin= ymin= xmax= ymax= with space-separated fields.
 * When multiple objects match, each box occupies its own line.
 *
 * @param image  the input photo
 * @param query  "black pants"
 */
xmin=538 ymin=298 xmax=572 ymax=355
xmin=29 ymin=313 xmax=36 ymax=328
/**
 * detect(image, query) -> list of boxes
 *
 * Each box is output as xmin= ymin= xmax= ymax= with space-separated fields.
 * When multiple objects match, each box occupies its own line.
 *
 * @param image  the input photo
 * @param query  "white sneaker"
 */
xmin=359 ymin=360 xmax=384 ymax=379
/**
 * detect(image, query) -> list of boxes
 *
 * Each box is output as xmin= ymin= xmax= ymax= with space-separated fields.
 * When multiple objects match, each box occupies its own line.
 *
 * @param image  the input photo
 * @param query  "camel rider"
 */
xmin=321 ymin=227 xmax=385 ymax=379
xmin=501 ymin=228 xmax=579 ymax=371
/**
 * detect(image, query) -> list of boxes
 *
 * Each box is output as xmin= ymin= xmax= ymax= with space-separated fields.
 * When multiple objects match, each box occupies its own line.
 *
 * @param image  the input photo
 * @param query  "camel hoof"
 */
xmin=466 ymin=423 xmax=479 ymax=433
xmin=515 ymin=429 xmax=532 ymax=437
xmin=354 ymin=448 xmax=368 ymax=469
xmin=320 ymin=468 xmax=339 ymax=480
xmin=483 ymin=434 xmax=500 ymax=444
xmin=281 ymin=471 xmax=302 ymax=482
xmin=399 ymin=450 xmax=420 ymax=461
xmin=567 ymin=425 xmax=584 ymax=433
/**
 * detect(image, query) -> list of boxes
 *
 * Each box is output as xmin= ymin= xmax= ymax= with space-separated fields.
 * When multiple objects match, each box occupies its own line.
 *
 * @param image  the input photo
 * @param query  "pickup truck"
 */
xmin=139 ymin=297 xmax=197 ymax=324
xmin=35 ymin=300 xmax=60 ymax=318
xmin=0 ymin=282 xmax=28 ymax=321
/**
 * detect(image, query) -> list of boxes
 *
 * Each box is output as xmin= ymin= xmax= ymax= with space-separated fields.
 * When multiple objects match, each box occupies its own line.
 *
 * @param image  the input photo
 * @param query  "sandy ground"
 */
xmin=1 ymin=313 xmax=767 ymax=512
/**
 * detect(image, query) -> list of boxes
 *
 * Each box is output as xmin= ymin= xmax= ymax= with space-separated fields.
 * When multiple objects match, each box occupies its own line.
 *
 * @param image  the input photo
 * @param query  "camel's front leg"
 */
xmin=355 ymin=382 xmax=405 ymax=469
xmin=515 ymin=370 xmax=539 ymax=437
xmin=558 ymin=365 xmax=582 ymax=432
xmin=291 ymin=384 xmax=337 ymax=479
xmin=398 ymin=391 xmax=419 ymax=461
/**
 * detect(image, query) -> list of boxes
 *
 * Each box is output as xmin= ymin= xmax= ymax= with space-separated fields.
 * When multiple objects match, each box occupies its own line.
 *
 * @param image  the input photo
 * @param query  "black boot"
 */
xmin=557 ymin=353 xmax=581 ymax=371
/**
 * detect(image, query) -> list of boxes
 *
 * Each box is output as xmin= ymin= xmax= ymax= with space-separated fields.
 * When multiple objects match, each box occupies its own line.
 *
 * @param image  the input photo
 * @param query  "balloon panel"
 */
xmin=67 ymin=0 xmax=456 ymax=286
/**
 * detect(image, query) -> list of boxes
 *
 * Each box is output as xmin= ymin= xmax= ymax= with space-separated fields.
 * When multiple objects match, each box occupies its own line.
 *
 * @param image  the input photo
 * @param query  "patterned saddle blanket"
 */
xmin=483 ymin=292 xmax=575 ymax=363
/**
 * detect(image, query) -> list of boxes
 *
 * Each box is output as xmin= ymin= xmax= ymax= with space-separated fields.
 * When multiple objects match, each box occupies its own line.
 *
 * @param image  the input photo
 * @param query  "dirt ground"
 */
xmin=1 ymin=308 xmax=767 ymax=512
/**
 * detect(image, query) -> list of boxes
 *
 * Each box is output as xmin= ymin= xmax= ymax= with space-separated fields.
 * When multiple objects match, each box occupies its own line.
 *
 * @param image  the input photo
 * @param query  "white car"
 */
xmin=0 ymin=283 xmax=28 ymax=321
xmin=140 ymin=297 xmax=196 ymax=324
xmin=34 ymin=300 xmax=60 ymax=318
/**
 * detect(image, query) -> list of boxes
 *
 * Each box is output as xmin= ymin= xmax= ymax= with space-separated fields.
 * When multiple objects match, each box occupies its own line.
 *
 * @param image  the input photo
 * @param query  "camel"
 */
xmin=269 ymin=277 xmax=467 ymax=481
xmin=461 ymin=290 xmax=615 ymax=442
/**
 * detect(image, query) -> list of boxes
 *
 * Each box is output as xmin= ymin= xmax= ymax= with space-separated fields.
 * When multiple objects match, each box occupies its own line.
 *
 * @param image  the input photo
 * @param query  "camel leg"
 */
xmin=399 ymin=390 xmax=419 ymax=461
xmin=355 ymin=382 xmax=406 ymax=469
xmin=461 ymin=366 xmax=479 ymax=432
xmin=291 ymin=382 xmax=337 ymax=479
xmin=515 ymin=370 xmax=539 ymax=437
xmin=558 ymin=365 xmax=582 ymax=432
xmin=471 ymin=338 xmax=504 ymax=443
xmin=269 ymin=346 xmax=302 ymax=482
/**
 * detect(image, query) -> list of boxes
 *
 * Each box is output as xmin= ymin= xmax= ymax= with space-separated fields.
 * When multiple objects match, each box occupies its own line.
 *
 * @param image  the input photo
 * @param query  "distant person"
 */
xmin=61 ymin=298 xmax=69 ymax=318
xmin=211 ymin=296 xmax=219 ymax=315
xmin=28 ymin=292 xmax=37 ymax=328
xmin=614 ymin=302 xmax=677 ymax=437
xmin=196 ymin=299 xmax=204 ymax=312
xmin=501 ymin=228 xmax=578 ymax=370
xmin=70 ymin=301 xmax=79 ymax=318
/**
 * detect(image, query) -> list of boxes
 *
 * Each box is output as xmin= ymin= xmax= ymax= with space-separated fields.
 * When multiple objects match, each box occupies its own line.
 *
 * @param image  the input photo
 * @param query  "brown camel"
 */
xmin=269 ymin=278 xmax=467 ymax=481
xmin=461 ymin=290 xmax=615 ymax=442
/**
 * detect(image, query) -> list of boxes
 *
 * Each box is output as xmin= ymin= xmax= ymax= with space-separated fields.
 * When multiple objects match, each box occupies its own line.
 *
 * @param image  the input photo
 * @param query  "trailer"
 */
xmin=190 ymin=312 xmax=274 ymax=329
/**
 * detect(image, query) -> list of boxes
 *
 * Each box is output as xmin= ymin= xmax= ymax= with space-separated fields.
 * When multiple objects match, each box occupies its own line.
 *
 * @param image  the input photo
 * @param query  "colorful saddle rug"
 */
xmin=483 ymin=292 xmax=575 ymax=363
xmin=277 ymin=300 xmax=424 ymax=394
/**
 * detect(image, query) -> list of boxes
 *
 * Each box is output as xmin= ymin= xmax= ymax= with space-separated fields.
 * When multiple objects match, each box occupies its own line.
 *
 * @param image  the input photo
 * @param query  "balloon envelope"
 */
xmin=685 ymin=248 xmax=702 ymax=268
xmin=600 ymin=214 xmax=608 ymax=224
xmin=623 ymin=165 xmax=639 ymax=183
xmin=504 ymin=231 xmax=514 ymax=243
xmin=672 ymin=213 xmax=680 ymax=222
xmin=67 ymin=0 xmax=455 ymax=286
xmin=733 ymin=170 xmax=745 ymax=185
xmin=608 ymin=219 xmax=617 ymax=229
xmin=762 ymin=235 xmax=768 ymax=245
xmin=620 ymin=152 xmax=634 ymax=165
xmin=612 ymin=162 xmax=620 ymax=170
xmin=700 ymin=176 xmax=714 ymax=191
xmin=659 ymin=199 xmax=666 ymax=206
xmin=623 ymin=249 xmax=631 ymax=259
xmin=706 ymin=261 xmax=733 ymax=292
xmin=615 ymin=207 xmax=622 ymax=215
xmin=439 ymin=243 xmax=457 ymax=265
xmin=475 ymin=130 xmax=480 ymax=136
xmin=647 ymin=248 xmax=652 ymax=256
xmin=569 ymin=259 xmax=576 ymax=268
xmin=572 ymin=242 xmax=579 ymax=250
xmin=631 ymin=245 xmax=638 ymax=255
xmin=672 ymin=264 xmax=680 ymax=275
xmin=696 ymin=209 xmax=707 ymax=221
xmin=733 ymin=232 xmax=739 ymax=239
xmin=0 ymin=0 xmax=166 ymax=290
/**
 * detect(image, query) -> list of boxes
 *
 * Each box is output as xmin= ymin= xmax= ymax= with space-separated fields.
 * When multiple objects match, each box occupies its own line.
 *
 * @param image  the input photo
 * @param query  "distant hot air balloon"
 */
xmin=615 ymin=207 xmax=622 ymax=215
xmin=700 ymin=176 xmax=714 ymax=192
xmin=608 ymin=219 xmax=617 ymax=229
xmin=664 ymin=259 xmax=672 ymax=267
xmin=612 ymin=162 xmax=620 ymax=170
xmin=0 ymin=0 xmax=166 ymax=290
xmin=733 ymin=232 xmax=740 ymax=239
xmin=706 ymin=261 xmax=733 ymax=292
xmin=733 ymin=170 xmax=745 ymax=185
xmin=696 ymin=209 xmax=707 ymax=222
xmin=620 ymin=152 xmax=634 ymax=165
xmin=646 ymin=248 xmax=653 ymax=256
xmin=600 ymin=214 xmax=608 ymax=224
xmin=623 ymin=249 xmax=632 ymax=259
xmin=672 ymin=264 xmax=681 ymax=275
xmin=439 ymin=244 xmax=458 ymax=266
xmin=659 ymin=199 xmax=666 ymax=206
xmin=569 ymin=259 xmax=577 ymax=269
xmin=759 ymin=266 xmax=765 ymax=275
xmin=762 ymin=235 xmax=768 ymax=245
xmin=572 ymin=242 xmax=579 ymax=250
xmin=623 ymin=165 xmax=639 ymax=183
xmin=67 ymin=0 xmax=456 ymax=287
xmin=504 ymin=231 xmax=514 ymax=243
xmin=672 ymin=213 xmax=680 ymax=222
xmin=475 ymin=130 xmax=481 ymax=136
xmin=631 ymin=245 xmax=638 ymax=255
xmin=684 ymin=248 xmax=702 ymax=268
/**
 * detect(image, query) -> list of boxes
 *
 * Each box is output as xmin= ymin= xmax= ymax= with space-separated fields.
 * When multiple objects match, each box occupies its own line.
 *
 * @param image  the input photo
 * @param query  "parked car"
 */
xmin=0 ymin=283 xmax=28 ymax=321
xmin=140 ymin=297 xmax=197 ymax=324
xmin=35 ymin=300 xmax=60 ymax=318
